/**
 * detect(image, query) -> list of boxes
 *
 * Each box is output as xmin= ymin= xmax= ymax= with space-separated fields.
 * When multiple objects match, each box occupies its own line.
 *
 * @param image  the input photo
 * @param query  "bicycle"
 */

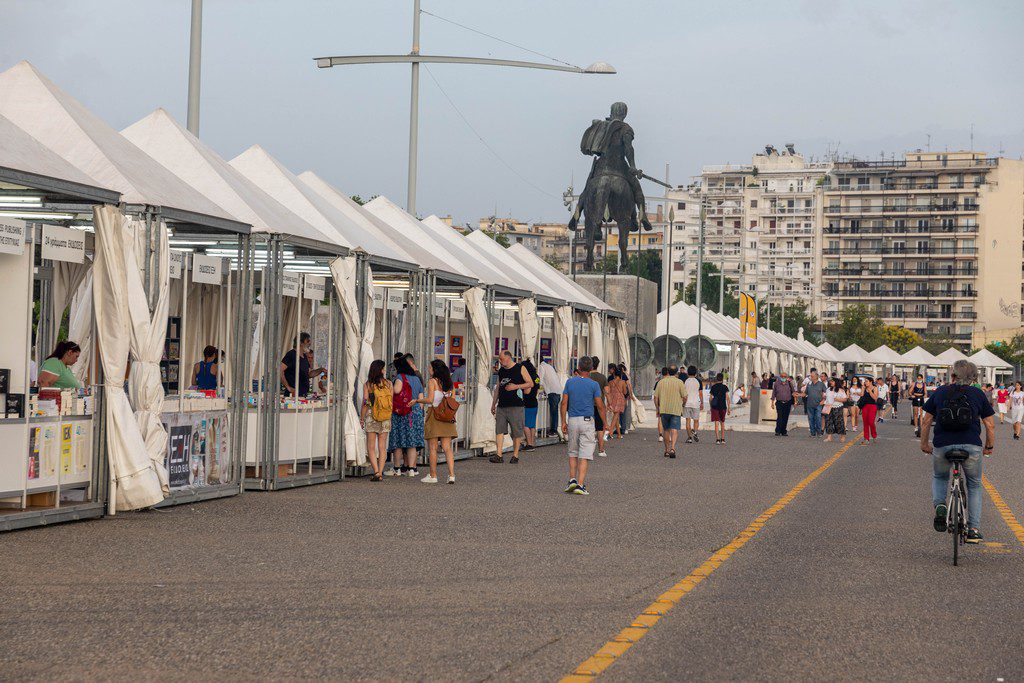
xmin=944 ymin=448 xmax=970 ymax=566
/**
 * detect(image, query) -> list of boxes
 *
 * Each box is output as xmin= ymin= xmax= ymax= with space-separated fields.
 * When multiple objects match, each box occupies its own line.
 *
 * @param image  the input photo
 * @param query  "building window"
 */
xmin=677 ymin=201 xmax=686 ymax=210
xmin=750 ymin=199 xmax=757 ymax=208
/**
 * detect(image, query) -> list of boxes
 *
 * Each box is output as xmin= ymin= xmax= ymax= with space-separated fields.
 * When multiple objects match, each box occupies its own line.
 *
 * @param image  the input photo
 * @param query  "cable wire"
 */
xmin=420 ymin=8 xmax=580 ymax=69
xmin=422 ymin=65 xmax=558 ymax=200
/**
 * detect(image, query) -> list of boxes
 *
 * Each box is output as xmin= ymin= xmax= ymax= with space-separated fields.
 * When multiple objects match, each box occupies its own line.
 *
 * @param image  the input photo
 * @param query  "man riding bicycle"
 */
xmin=919 ymin=360 xmax=995 ymax=544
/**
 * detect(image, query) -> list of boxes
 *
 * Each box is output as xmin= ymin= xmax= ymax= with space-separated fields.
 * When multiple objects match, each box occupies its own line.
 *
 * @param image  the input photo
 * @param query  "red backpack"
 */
xmin=392 ymin=374 xmax=413 ymax=416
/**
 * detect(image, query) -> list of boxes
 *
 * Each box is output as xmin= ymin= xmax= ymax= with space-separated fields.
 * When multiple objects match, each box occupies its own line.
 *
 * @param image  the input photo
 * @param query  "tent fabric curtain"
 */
xmin=68 ymin=270 xmax=94 ymax=382
xmin=358 ymin=268 xmax=376 ymax=414
xmin=588 ymin=311 xmax=604 ymax=359
xmin=517 ymin=297 xmax=539 ymax=361
xmin=464 ymin=287 xmax=494 ymax=452
xmin=49 ymin=258 xmax=92 ymax=348
xmin=614 ymin=317 xmax=646 ymax=428
xmin=125 ymin=217 xmax=171 ymax=493
xmin=553 ymin=306 xmax=573 ymax=386
xmin=180 ymin=282 xmax=223 ymax=391
xmin=91 ymin=205 xmax=164 ymax=511
xmin=279 ymin=296 xmax=312 ymax=357
xmin=329 ymin=255 xmax=369 ymax=466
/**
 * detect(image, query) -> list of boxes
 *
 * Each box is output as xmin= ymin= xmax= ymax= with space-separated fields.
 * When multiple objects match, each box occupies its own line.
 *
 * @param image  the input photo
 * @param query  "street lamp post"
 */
xmin=664 ymin=206 xmax=674 ymax=367
xmin=315 ymin=1 xmax=615 ymax=215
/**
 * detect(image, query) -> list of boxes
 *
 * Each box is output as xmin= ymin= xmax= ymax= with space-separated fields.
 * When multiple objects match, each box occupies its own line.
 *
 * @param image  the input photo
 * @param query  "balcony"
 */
xmin=835 ymin=289 xmax=977 ymax=299
xmin=824 ymin=203 xmax=979 ymax=215
xmin=872 ymin=310 xmax=978 ymax=321
xmin=822 ymin=246 xmax=978 ymax=256
xmin=831 ymin=157 xmax=998 ymax=171
xmin=822 ymin=224 xmax=978 ymax=236
xmin=823 ymin=267 xmax=978 ymax=278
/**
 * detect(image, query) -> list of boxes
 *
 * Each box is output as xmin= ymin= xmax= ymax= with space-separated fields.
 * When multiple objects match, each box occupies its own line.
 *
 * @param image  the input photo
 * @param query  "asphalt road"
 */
xmin=1 ymin=411 xmax=1021 ymax=681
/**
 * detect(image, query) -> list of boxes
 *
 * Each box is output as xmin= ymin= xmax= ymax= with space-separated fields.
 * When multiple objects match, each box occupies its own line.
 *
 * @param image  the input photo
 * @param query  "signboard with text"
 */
xmin=41 ymin=224 xmax=85 ymax=264
xmin=192 ymin=254 xmax=222 ymax=285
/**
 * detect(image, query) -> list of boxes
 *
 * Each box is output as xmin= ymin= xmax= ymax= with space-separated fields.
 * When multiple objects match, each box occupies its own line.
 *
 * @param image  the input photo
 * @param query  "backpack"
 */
xmin=432 ymin=390 xmax=460 ymax=423
xmin=370 ymin=381 xmax=393 ymax=422
xmin=937 ymin=386 xmax=974 ymax=431
xmin=392 ymin=374 xmax=413 ymax=416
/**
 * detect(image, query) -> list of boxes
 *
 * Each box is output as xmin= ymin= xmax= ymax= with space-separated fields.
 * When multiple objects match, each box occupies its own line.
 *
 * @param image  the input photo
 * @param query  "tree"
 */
xmin=882 ymin=325 xmax=922 ymax=354
xmin=676 ymin=263 xmax=740 ymax=318
xmin=826 ymin=304 xmax=885 ymax=351
xmin=985 ymin=334 xmax=1024 ymax=368
xmin=759 ymin=298 xmax=819 ymax=343
xmin=349 ymin=194 xmax=378 ymax=206
xmin=482 ymin=229 xmax=511 ymax=248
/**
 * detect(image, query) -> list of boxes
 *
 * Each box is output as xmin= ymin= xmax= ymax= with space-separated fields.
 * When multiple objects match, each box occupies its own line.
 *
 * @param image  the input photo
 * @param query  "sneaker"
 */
xmin=693 ymin=434 xmax=699 ymax=443
xmin=604 ymin=433 xmax=610 ymax=442
xmin=447 ymin=475 xmax=455 ymax=484
xmin=407 ymin=468 xmax=419 ymax=477
xmin=509 ymin=455 xmax=519 ymax=464
xmin=421 ymin=475 xmax=438 ymax=484
xmin=658 ymin=435 xmax=663 ymax=442
xmin=685 ymin=437 xmax=694 ymax=444
xmin=488 ymin=455 xmax=503 ymax=464
xmin=933 ymin=504 xmax=947 ymax=532
xmin=564 ymin=478 xmax=579 ymax=493
xmin=966 ymin=528 xmax=983 ymax=544
xmin=597 ymin=451 xmax=607 ymax=457
xmin=522 ymin=444 xmax=536 ymax=451
xmin=572 ymin=483 xmax=589 ymax=495
xmin=383 ymin=468 xmax=401 ymax=477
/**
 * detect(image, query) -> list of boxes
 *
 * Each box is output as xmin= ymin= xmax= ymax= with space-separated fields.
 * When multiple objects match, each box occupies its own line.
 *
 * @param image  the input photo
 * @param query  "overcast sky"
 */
xmin=3 ymin=1 xmax=1022 ymax=226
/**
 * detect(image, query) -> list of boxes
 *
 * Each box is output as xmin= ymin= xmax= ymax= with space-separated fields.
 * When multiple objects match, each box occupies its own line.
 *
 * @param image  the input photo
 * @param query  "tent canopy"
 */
xmin=868 ymin=344 xmax=904 ymax=364
xmin=122 ymin=110 xmax=332 ymax=246
xmin=655 ymin=302 xmax=740 ymax=344
xmin=413 ymin=215 xmax=521 ymax=291
xmin=969 ymin=348 xmax=1013 ymax=369
xmin=506 ymin=242 xmax=618 ymax=313
xmin=0 ymin=61 xmax=245 ymax=231
xmin=899 ymin=346 xmax=939 ymax=366
xmin=839 ymin=344 xmax=871 ymax=363
xmin=934 ymin=347 xmax=969 ymax=365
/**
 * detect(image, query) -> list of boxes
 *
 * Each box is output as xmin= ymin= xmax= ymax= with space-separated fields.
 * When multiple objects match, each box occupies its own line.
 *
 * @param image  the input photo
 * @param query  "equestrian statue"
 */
xmin=567 ymin=101 xmax=667 ymax=270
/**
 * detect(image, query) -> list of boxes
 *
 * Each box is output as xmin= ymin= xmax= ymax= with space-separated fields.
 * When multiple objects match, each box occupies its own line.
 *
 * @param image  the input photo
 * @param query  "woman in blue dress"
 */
xmin=387 ymin=354 xmax=425 ymax=476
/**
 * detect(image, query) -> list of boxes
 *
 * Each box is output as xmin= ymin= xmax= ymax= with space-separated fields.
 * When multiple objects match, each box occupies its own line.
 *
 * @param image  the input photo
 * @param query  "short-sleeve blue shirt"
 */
xmin=923 ymin=384 xmax=994 ymax=448
xmin=563 ymin=375 xmax=601 ymax=417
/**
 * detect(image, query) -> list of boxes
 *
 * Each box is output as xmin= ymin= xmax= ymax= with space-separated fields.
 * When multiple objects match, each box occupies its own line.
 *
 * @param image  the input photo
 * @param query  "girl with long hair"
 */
xmin=848 ymin=376 xmax=863 ymax=430
xmin=387 ymin=354 xmax=425 ymax=477
xmin=408 ymin=359 xmax=457 ymax=483
xmin=359 ymin=359 xmax=392 ymax=481
xmin=860 ymin=377 xmax=879 ymax=444
xmin=39 ymin=341 xmax=82 ymax=389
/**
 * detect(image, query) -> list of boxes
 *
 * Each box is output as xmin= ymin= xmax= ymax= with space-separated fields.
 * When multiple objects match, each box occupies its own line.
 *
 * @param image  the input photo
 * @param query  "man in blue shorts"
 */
xmin=653 ymin=366 xmax=688 ymax=458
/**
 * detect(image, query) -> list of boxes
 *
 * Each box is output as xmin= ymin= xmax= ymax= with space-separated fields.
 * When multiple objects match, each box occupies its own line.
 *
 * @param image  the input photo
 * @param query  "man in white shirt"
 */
xmin=683 ymin=365 xmax=703 ymax=444
xmin=539 ymin=358 xmax=565 ymax=441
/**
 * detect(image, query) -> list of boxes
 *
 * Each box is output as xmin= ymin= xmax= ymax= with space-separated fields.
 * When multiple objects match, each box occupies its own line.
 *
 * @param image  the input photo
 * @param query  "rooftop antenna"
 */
xmin=926 ymin=133 xmax=931 ymax=151
xmin=970 ymin=122 xmax=975 ymax=151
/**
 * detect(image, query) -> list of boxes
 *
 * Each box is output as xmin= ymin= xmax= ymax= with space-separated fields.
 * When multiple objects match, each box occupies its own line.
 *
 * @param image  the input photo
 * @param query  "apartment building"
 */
xmin=655 ymin=145 xmax=830 ymax=312
xmin=821 ymin=151 xmax=1024 ymax=347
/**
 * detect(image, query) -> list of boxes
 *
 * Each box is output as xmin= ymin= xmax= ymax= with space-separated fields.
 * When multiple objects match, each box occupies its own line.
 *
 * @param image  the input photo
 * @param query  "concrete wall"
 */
xmin=574 ymin=274 xmax=658 ymax=339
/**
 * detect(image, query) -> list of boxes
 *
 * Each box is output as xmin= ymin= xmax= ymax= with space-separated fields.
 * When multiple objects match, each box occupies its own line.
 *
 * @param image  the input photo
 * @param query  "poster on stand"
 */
xmin=493 ymin=337 xmax=509 ymax=355
xmin=434 ymin=336 xmax=445 ymax=356
xmin=163 ymin=411 xmax=229 ymax=489
xmin=450 ymin=335 xmax=463 ymax=355
xmin=540 ymin=337 xmax=552 ymax=359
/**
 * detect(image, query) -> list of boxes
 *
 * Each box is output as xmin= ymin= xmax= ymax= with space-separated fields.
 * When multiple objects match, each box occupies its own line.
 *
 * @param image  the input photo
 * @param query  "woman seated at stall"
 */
xmin=38 ymin=341 xmax=82 ymax=389
xmin=191 ymin=345 xmax=219 ymax=391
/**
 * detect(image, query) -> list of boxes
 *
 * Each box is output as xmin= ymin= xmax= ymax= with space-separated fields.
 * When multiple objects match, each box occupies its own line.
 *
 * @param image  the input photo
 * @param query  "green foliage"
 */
xmin=881 ymin=325 xmax=922 ymax=354
xmin=676 ymin=263 xmax=740 ymax=317
xmin=350 ymin=194 xmax=379 ymax=206
xmin=985 ymin=335 xmax=1024 ymax=367
xmin=825 ymin=304 xmax=885 ymax=352
xmin=542 ymin=254 xmax=565 ymax=272
xmin=759 ymin=298 xmax=818 ymax=343
xmin=482 ymin=229 xmax=511 ymax=248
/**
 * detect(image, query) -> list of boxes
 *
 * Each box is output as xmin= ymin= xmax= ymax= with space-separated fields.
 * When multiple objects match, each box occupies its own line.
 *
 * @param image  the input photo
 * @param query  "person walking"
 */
xmin=888 ymin=375 xmax=900 ymax=420
xmin=560 ymin=356 xmax=606 ymax=495
xmin=910 ymin=373 xmax=926 ymax=436
xmin=539 ymin=357 xmax=564 ymax=441
xmin=860 ymin=377 xmax=879 ymax=444
xmin=521 ymin=358 xmax=541 ymax=451
xmin=1010 ymin=381 xmax=1024 ymax=440
xmin=653 ymin=366 xmax=687 ymax=458
xmin=655 ymin=366 xmax=670 ymax=442
xmin=386 ymin=355 xmax=425 ymax=477
xmin=823 ymin=377 xmax=847 ymax=443
xmin=996 ymin=383 xmax=1009 ymax=425
xmin=770 ymin=370 xmax=797 ymax=436
xmin=709 ymin=372 xmax=730 ymax=445
xmin=848 ymin=377 xmax=863 ymax=431
xmin=490 ymin=350 xmax=532 ymax=464
xmin=921 ymin=360 xmax=995 ymax=544
xmin=606 ymin=366 xmax=628 ymax=438
xmin=588 ymin=357 xmax=610 ymax=455
xmin=802 ymin=369 xmax=827 ymax=438
xmin=683 ymin=365 xmax=703 ymax=444
xmin=617 ymin=363 xmax=634 ymax=435
xmin=409 ymin=359 xmax=458 ymax=484
xmin=876 ymin=377 xmax=888 ymax=424
xmin=359 ymin=359 xmax=393 ymax=481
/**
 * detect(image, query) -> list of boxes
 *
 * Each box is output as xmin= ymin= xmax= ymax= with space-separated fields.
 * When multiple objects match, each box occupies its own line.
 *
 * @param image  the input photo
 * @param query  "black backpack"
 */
xmin=937 ymin=386 xmax=975 ymax=431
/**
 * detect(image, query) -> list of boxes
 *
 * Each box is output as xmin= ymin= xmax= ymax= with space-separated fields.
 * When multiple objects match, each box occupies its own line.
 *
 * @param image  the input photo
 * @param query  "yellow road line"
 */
xmin=561 ymin=437 xmax=860 ymax=682
xmin=983 ymin=475 xmax=1024 ymax=547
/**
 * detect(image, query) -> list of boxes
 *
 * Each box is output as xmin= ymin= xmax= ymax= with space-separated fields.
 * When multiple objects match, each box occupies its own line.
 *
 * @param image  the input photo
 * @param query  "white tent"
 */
xmin=868 ymin=345 xmax=904 ymax=365
xmin=934 ymin=347 xmax=969 ymax=366
xmin=899 ymin=346 xmax=939 ymax=367
xmin=506 ymin=242 xmax=618 ymax=312
xmin=840 ymin=344 xmax=872 ymax=364
xmin=414 ymin=216 xmax=520 ymax=290
xmin=817 ymin=342 xmax=844 ymax=363
xmin=442 ymin=224 xmax=561 ymax=302
xmin=969 ymin=348 xmax=1013 ymax=369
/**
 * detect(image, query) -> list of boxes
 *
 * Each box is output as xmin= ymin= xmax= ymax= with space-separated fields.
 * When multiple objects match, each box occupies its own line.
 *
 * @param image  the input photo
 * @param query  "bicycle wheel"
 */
xmin=949 ymin=490 xmax=961 ymax=566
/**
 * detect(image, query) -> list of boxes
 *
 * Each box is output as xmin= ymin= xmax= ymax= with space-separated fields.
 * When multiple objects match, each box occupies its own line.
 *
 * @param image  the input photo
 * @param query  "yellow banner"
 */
xmin=740 ymin=293 xmax=758 ymax=341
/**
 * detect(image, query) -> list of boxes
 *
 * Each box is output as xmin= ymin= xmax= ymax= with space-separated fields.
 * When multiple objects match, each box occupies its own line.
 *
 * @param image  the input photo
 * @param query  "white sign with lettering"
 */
xmin=502 ymin=310 xmax=517 ymax=326
xmin=0 ymin=218 xmax=26 ymax=256
xmin=191 ymin=253 xmax=222 ymax=284
xmin=386 ymin=290 xmax=406 ymax=311
xmin=373 ymin=290 xmax=384 ymax=309
xmin=433 ymin=298 xmax=446 ymax=318
xmin=490 ymin=310 xmax=501 ymax=326
xmin=581 ymin=322 xmax=590 ymax=336
xmin=41 ymin=224 xmax=85 ymax=264
xmin=281 ymin=271 xmax=300 ymax=297
xmin=303 ymin=274 xmax=326 ymax=301
xmin=540 ymin=316 xmax=553 ymax=331
xmin=574 ymin=322 xmax=582 ymax=335
xmin=449 ymin=300 xmax=466 ymax=320
xmin=169 ymin=250 xmax=185 ymax=279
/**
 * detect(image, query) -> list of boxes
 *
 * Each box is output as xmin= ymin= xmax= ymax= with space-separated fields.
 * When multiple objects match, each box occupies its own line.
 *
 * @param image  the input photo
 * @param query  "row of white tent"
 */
xmin=656 ymin=302 xmax=1015 ymax=383
xmin=0 ymin=60 xmax=618 ymax=315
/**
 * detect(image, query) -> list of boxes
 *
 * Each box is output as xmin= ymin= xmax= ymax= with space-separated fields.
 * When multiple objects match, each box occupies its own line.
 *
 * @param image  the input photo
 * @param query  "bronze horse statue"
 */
xmin=568 ymin=102 xmax=655 ymax=271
